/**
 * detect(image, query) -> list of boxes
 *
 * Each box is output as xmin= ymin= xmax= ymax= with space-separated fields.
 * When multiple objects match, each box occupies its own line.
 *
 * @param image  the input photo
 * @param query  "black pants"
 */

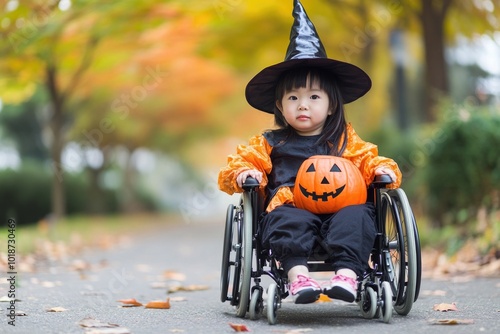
xmin=260 ymin=203 xmax=376 ymax=277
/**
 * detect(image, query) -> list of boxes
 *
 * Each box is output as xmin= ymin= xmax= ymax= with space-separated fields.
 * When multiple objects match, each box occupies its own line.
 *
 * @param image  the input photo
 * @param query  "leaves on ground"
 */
xmin=78 ymin=318 xmax=131 ymax=334
xmin=0 ymin=296 xmax=20 ymax=302
xmin=167 ymin=284 xmax=210 ymax=293
xmin=85 ymin=328 xmax=132 ymax=334
xmin=78 ymin=317 xmax=121 ymax=328
xmin=315 ymin=294 xmax=332 ymax=303
xmin=46 ymin=306 xmax=68 ymax=312
xmin=229 ymin=323 xmax=251 ymax=332
xmin=433 ymin=302 xmax=458 ymax=312
xmin=117 ymin=298 xmax=143 ymax=307
xmin=428 ymin=319 xmax=474 ymax=325
xmin=163 ymin=270 xmax=186 ymax=281
xmin=144 ymin=298 xmax=171 ymax=309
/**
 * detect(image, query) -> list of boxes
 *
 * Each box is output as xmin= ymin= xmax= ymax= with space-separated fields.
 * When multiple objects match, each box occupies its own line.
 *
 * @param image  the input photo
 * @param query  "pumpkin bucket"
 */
xmin=293 ymin=155 xmax=367 ymax=214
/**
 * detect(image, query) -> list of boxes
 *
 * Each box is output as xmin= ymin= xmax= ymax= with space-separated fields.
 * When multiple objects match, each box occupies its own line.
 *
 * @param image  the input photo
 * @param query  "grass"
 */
xmin=0 ymin=213 xmax=174 ymax=255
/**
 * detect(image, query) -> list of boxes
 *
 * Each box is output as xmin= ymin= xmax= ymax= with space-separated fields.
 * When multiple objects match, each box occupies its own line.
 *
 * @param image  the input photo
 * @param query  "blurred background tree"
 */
xmin=0 ymin=0 xmax=499 ymax=254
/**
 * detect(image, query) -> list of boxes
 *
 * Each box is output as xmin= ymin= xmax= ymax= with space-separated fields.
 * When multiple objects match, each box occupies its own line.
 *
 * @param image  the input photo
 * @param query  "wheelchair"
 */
xmin=220 ymin=175 xmax=421 ymax=324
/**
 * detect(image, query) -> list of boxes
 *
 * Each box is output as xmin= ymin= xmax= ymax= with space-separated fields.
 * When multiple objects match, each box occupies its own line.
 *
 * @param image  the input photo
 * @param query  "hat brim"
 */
xmin=245 ymin=58 xmax=372 ymax=113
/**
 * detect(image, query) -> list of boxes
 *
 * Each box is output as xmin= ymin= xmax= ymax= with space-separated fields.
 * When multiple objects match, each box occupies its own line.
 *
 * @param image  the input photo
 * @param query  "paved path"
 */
xmin=1 ymin=215 xmax=499 ymax=333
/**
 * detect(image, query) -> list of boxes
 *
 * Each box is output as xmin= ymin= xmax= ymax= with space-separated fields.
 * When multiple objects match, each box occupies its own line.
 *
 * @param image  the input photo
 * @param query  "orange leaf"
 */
xmin=145 ymin=298 xmax=171 ymax=309
xmin=229 ymin=323 xmax=250 ymax=332
xmin=433 ymin=302 xmax=458 ymax=312
xmin=316 ymin=294 xmax=332 ymax=303
xmin=429 ymin=318 xmax=474 ymax=325
xmin=117 ymin=298 xmax=143 ymax=307
xmin=163 ymin=270 xmax=186 ymax=281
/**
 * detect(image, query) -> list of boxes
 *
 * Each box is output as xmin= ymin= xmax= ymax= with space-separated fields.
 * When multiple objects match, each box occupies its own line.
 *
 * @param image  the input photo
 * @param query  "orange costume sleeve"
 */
xmin=218 ymin=134 xmax=273 ymax=195
xmin=342 ymin=123 xmax=402 ymax=189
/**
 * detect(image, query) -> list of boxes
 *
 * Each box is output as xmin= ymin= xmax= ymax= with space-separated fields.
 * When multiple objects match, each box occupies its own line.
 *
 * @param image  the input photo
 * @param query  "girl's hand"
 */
xmin=236 ymin=169 xmax=263 ymax=188
xmin=374 ymin=166 xmax=397 ymax=183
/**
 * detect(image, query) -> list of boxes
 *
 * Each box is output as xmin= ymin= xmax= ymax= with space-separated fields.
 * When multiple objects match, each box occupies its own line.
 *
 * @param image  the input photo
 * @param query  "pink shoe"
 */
xmin=288 ymin=274 xmax=322 ymax=304
xmin=324 ymin=274 xmax=357 ymax=302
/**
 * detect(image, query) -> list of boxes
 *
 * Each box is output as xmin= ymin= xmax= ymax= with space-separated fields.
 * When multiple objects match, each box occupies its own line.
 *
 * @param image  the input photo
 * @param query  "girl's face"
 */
xmin=276 ymin=78 xmax=332 ymax=136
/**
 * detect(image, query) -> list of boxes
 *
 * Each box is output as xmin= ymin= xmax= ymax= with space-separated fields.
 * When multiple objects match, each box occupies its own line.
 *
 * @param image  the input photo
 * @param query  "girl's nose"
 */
xmin=298 ymin=100 xmax=308 ymax=110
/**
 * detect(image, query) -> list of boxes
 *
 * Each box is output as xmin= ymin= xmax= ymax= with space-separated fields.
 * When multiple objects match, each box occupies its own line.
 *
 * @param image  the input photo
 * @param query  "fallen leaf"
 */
xmin=169 ymin=296 xmax=187 ymax=302
xmin=85 ymin=327 xmax=131 ymax=334
xmin=315 ymin=294 xmax=332 ymax=303
xmin=433 ymin=302 xmax=458 ymax=312
xmin=15 ymin=310 xmax=27 ymax=316
xmin=46 ymin=307 xmax=67 ymax=312
xmin=163 ymin=270 xmax=186 ymax=281
xmin=229 ymin=323 xmax=250 ymax=332
xmin=168 ymin=284 xmax=209 ymax=293
xmin=429 ymin=319 xmax=474 ymax=325
xmin=0 ymin=296 xmax=18 ymax=302
xmin=78 ymin=317 xmax=120 ymax=328
xmin=145 ymin=298 xmax=171 ymax=309
xmin=117 ymin=298 xmax=143 ymax=307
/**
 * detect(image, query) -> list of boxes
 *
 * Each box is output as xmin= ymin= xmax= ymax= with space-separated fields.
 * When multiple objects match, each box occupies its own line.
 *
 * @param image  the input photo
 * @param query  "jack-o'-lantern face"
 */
xmin=294 ymin=155 xmax=367 ymax=214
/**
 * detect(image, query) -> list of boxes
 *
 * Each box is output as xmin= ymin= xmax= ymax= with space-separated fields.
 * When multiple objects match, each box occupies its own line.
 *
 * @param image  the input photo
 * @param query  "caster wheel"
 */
xmin=381 ymin=281 xmax=393 ymax=323
xmin=360 ymin=286 xmax=377 ymax=319
xmin=249 ymin=288 xmax=263 ymax=320
xmin=267 ymin=283 xmax=280 ymax=325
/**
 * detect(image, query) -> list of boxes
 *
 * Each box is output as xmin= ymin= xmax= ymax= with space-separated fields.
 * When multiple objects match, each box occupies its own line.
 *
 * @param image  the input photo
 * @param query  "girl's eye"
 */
xmin=311 ymin=95 xmax=320 ymax=100
xmin=287 ymin=95 xmax=298 ymax=100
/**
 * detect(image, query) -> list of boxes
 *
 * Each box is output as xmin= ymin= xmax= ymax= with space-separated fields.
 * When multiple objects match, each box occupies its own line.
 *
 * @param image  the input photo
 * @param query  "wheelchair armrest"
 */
xmin=371 ymin=174 xmax=393 ymax=188
xmin=242 ymin=177 xmax=260 ymax=191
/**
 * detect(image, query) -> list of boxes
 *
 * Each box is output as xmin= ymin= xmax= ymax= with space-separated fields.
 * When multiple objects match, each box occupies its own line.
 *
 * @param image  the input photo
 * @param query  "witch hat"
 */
xmin=245 ymin=0 xmax=372 ymax=113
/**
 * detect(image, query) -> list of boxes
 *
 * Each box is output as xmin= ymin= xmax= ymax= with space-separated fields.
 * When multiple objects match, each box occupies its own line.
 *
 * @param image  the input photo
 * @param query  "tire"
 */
xmin=412 ymin=213 xmax=422 ymax=302
xmin=249 ymin=288 xmax=263 ymax=320
xmin=381 ymin=281 xmax=393 ymax=323
xmin=235 ymin=192 xmax=254 ymax=318
xmin=388 ymin=189 xmax=417 ymax=316
xmin=267 ymin=283 xmax=279 ymax=325
xmin=360 ymin=286 xmax=377 ymax=319
xmin=380 ymin=192 xmax=405 ymax=305
xmin=220 ymin=204 xmax=234 ymax=303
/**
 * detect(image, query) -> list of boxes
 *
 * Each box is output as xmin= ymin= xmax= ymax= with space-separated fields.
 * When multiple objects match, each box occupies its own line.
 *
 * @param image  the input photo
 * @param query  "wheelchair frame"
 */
xmin=220 ymin=175 xmax=421 ymax=324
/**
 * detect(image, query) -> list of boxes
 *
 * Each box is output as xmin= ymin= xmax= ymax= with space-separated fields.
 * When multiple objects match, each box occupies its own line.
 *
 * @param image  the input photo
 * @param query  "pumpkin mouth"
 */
xmin=298 ymin=184 xmax=346 ymax=202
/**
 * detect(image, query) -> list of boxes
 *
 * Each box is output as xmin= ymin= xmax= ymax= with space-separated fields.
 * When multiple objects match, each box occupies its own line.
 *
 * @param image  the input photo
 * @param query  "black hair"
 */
xmin=273 ymin=67 xmax=348 ymax=156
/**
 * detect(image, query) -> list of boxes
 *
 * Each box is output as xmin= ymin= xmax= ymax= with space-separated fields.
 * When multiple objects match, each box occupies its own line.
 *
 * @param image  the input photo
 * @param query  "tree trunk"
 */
xmin=46 ymin=64 xmax=66 ymax=221
xmin=420 ymin=0 xmax=453 ymax=122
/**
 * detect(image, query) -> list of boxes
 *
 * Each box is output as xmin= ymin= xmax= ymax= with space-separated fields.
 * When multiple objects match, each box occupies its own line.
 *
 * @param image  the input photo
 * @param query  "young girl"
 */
xmin=218 ymin=0 xmax=401 ymax=305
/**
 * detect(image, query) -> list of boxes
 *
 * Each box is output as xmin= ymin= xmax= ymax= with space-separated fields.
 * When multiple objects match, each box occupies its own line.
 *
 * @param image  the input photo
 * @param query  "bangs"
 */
xmin=279 ymin=67 xmax=333 ymax=93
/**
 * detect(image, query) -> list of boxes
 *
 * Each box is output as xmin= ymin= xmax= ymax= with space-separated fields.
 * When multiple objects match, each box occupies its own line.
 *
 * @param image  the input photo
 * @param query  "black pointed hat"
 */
xmin=245 ymin=0 xmax=372 ymax=113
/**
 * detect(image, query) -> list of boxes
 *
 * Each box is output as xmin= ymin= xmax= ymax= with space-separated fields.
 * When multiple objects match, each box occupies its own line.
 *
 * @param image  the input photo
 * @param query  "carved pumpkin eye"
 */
xmin=294 ymin=155 xmax=367 ymax=214
xmin=330 ymin=164 xmax=341 ymax=172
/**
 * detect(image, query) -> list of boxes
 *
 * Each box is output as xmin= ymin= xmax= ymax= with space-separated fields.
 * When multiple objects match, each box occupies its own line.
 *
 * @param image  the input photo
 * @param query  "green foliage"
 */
xmin=0 ymin=88 xmax=49 ymax=161
xmin=425 ymin=105 xmax=500 ymax=227
xmin=0 ymin=162 xmax=119 ymax=225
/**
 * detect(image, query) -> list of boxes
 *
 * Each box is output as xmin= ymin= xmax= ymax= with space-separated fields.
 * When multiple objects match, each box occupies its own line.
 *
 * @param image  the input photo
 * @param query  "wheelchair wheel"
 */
xmin=220 ymin=204 xmax=234 ymax=303
xmin=382 ymin=189 xmax=418 ymax=316
xmin=249 ymin=287 xmax=263 ymax=320
xmin=360 ymin=286 xmax=377 ymax=319
xmin=235 ymin=192 xmax=254 ymax=318
xmin=412 ymin=213 xmax=422 ymax=302
xmin=267 ymin=283 xmax=279 ymax=325
xmin=381 ymin=281 xmax=393 ymax=323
